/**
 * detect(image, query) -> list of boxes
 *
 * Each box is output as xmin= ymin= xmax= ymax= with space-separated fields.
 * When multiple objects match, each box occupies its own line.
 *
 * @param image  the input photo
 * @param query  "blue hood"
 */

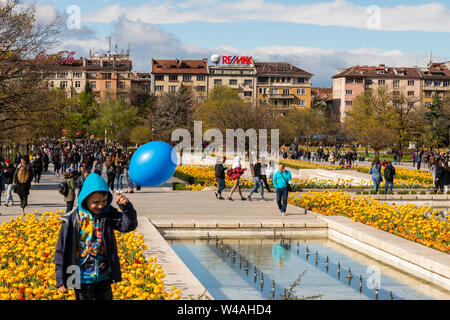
xmin=77 ymin=173 xmax=113 ymax=214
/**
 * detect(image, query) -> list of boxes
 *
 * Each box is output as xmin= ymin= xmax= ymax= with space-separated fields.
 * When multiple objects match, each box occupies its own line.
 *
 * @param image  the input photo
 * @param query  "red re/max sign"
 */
xmin=222 ymin=56 xmax=253 ymax=65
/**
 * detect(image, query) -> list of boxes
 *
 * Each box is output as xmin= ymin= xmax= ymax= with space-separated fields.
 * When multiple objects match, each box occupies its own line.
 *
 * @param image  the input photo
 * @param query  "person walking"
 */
xmin=260 ymin=157 xmax=272 ymax=193
xmin=0 ymin=165 xmax=4 ymax=213
xmin=434 ymin=159 xmax=445 ymax=193
xmin=248 ymin=158 xmax=265 ymax=201
xmin=13 ymin=156 xmax=34 ymax=216
xmin=273 ymin=164 xmax=292 ymax=216
xmin=416 ymin=152 xmax=422 ymax=170
xmin=214 ymin=156 xmax=227 ymax=200
xmin=384 ymin=161 xmax=396 ymax=194
xmin=3 ymin=159 xmax=15 ymax=207
xmin=105 ymin=158 xmax=116 ymax=192
xmin=227 ymin=156 xmax=247 ymax=201
xmin=32 ymin=154 xmax=43 ymax=183
xmin=115 ymin=153 xmax=126 ymax=193
xmin=268 ymin=160 xmax=275 ymax=180
xmin=64 ymin=171 xmax=78 ymax=213
xmin=412 ymin=152 xmax=416 ymax=168
xmin=369 ymin=158 xmax=382 ymax=193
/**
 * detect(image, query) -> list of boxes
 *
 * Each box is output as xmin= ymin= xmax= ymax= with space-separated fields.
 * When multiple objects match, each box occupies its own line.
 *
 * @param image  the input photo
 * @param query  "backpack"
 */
xmin=58 ymin=180 xmax=69 ymax=196
xmin=384 ymin=165 xmax=394 ymax=180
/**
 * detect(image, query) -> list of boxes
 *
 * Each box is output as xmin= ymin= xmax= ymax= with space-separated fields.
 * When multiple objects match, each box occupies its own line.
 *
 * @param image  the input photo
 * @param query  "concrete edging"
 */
xmin=137 ymin=216 xmax=213 ymax=300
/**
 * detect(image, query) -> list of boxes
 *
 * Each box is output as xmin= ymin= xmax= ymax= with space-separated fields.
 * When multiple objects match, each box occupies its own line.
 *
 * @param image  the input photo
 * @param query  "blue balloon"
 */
xmin=129 ymin=141 xmax=178 ymax=187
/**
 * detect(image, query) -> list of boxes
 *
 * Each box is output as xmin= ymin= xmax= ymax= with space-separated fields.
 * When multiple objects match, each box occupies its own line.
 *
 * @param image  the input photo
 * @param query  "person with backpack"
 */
xmin=273 ymin=164 xmax=292 ymax=216
xmin=384 ymin=161 xmax=396 ymax=194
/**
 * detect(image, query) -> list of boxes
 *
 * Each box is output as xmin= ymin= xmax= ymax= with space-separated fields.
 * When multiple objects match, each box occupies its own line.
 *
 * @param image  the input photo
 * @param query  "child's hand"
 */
xmin=58 ymin=286 xmax=67 ymax=293
xmin=116 ymin=192 xmax=129 ymax=206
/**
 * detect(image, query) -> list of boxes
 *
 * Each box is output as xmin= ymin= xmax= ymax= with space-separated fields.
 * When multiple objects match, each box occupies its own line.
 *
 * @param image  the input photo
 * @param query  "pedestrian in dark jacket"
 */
xmin=248 ymin=158 xmax=264 ymax=201
xmin=434 ymin=159 xmax=445 ymax=193
xmin=214 ymin=156 xmax=227 ymax=200
xmin=13 ymin=156 xmax=34 ymax=216
xmin=3 ymin=159 xmax=15 ymax=207
xmin=55 ymin=173 xmax=137 ymax=300
xmin=384 ymin=161 xmax=396 ymax=194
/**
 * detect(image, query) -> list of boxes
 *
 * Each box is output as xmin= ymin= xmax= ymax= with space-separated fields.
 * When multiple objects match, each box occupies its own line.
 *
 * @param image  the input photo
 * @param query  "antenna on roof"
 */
xmin=127 ymin=42 xmax=131 ymax=57
xmin=427 ymin=51 xmax=433 ymax=67
xmin=108 ymin=36 xmax=111 ymax=54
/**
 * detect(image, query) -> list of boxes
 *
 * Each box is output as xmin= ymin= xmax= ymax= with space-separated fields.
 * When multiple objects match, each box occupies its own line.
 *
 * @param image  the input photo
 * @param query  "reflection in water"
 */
xmin=272 ymin=243 xmax=290 ymax=270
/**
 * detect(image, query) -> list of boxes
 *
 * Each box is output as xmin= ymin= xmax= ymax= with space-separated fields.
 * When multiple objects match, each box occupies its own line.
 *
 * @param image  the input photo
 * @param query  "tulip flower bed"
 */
xmin=0 ymin=211 xmax=181 ymax=300
xmin=288 ymin=191 xmax=450 ymax=253
xmin=356 ymin=165 xmax=434 ymax=185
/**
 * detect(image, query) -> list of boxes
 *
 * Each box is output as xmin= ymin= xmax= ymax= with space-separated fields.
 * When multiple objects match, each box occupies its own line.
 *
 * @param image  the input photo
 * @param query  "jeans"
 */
xmin=217 ymin=178 xmax=226 ymax=196
xmin=249 ymin=177 xmax=264 ymax=197
xmin=5 ymin=184 xmax=14 ymax=205
xmin=74 ymin=279 xmax=113 ymax=301
xmin=115 ymin=173 xmax=123 ymax=191
xmin=66 ymin=200 xmax=74 ymax=213
xmin=107 ymin=174 xmax=115 ymax=191
xmin=276 ymin=188 xmax=289 ymax=213
xmin=384 ymin=179 xmax=394 ymax=194
xmin=373 ymin=177 xmax=381 ymax=193
xmin=126 ymin=170 xmax=134 ymax=190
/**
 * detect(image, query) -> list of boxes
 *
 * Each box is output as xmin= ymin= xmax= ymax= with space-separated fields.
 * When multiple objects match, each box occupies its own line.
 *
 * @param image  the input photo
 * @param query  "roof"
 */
xmin=311 ymin=87 xmax=333 ymax=101
xmin=152 ymin=59 xmax=208 ymax=74
xmin=255 ymin=62 xmax=313 ymax=77
xmin=332 ymin=65 xmax=422 ymax=79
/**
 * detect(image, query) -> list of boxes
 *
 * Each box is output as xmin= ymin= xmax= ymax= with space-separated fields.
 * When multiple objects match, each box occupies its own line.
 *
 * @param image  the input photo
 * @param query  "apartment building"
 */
xmin=44 ymin=59 xmax=87 ymax=97
xmin=151 ymin=59 xmax=209 ymax=102
xmin=208 ymin=64 xmax=256 ymax=101
xmin=332 ymin=65 xmax=423 ymax=120
xmin=419 ymin=62 xmax=450 ymax=106
xmin=255 ymin=62 xmax=313 ymax=112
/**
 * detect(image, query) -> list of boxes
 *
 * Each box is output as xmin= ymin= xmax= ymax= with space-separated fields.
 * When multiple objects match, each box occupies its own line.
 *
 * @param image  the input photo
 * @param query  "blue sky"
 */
xmin=29 ymin=0 xmax=450 ymax=86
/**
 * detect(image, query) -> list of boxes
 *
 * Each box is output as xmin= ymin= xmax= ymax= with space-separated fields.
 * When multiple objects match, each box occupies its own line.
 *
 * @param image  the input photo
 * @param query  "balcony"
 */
xmin=269 ymin=94 xmax=294 ymax=99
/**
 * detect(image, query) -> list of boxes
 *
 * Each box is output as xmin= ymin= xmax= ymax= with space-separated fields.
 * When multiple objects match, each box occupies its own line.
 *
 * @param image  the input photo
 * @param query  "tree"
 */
xmin=344 ymin=87 xmax=396 ymax=159
xmin=154 ymin=84 xmax=195 ymax=142
xmin=0 ymin=0 xmax=62 ymax=142
xmin=424 ymin=92 xmax=450 ymax=147
xmin=130 ymin=126 xmax=153 ymax=145
xmin=89 ymin=96 xmax=140 ymax=144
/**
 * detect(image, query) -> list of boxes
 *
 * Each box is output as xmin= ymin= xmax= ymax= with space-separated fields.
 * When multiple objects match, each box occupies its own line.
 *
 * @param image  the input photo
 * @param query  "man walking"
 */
xmin=384 ymin=161 xmax=396 ymax=194
xmin=273 ymin=164 xmax=292 ymax=216
xmin=248 ymin=158 xmax=264 ymax=201
xmin=3 ymin=159 xmax=15 ymax=207
xmin=214 ymin=156 xmax=227 ymax=200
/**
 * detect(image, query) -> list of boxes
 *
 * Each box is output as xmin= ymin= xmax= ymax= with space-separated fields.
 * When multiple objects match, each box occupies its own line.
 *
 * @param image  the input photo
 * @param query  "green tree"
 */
xmin=130 ymin=126 xmax=153 ymax=145
xmin=344 ymin=87 xmax=396 ymax=159
xmin=89 ymin=96 xmax=140 ymax=144
xmin=424 ymin=92 xmax=450 ymax=147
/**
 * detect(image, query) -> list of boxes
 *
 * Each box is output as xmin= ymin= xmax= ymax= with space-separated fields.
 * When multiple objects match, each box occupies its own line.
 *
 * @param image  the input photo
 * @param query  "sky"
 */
xmin=26 ymin=0 xmax=450 ymax=87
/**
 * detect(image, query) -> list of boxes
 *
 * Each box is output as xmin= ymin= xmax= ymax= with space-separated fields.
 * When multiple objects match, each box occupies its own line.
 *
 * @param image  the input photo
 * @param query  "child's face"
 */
xmin=86 ymin=192 xmax=108 ymax=215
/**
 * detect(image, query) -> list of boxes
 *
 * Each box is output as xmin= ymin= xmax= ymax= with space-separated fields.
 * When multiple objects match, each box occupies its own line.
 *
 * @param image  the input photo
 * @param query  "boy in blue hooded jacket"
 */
xmin=55 ymin=173 xmax=137 ymax=300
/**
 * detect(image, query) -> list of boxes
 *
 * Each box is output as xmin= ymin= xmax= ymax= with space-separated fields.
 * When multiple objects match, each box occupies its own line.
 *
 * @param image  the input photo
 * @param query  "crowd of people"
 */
xmin=0 ymin=139 xmax=141 ymax=215
xmin=280 ymin=144 xmax=359 ymax=166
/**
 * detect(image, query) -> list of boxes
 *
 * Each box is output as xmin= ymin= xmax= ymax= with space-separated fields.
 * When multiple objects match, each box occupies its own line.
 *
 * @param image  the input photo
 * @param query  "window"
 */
xmin=90 ymin=81 xmax=96 ymax=89
xmin=197 ymin=96 xmax=206 ymax=103
xmin=393 ymin=80 xmax=400 ymax=87
xmin=169 ymin=75 xmax=178 ymax=81
xmin=378 ymin=80 xmax=385 ymax=85
xmin=214 ymin=79 xmax=222 ymax=85
xmin=271 ymin=89 xmax=278 ymax=95
xmin=183 ymin=75 xmax=192 ymax=82
xmin=346 ymin=78 xmax=354 ymax=84
xmin=283 ymin=89 xmax=290 ymax=95
xmin=90 ymin=73 xmax=97 ymax=79
xmin=103 ymin=73 xmax=112 ymax=79
xmin=196 ymin=86 xmax=206 ymax=92
xmin=296 ymin=100 xmax=306 ymax=106
xmin=244 ymin=80 xmax=253 ymax=86
xmin=229 ymin=79 xmax=238 ymax=85
xmin=59 ymin=72 xmax=68 ymax=78
xmin=119 ymin=81 xmax=126 ymax=89
xmin=75 ymin=81 xmax=81 ymax=88
xmin=105 ymin=82 xmax=111 ymax=89
xmin=444 ymin=81 xmax=449 ymax=87
xmin=434 ymin=81 xmax=441 ymax=87
xmin=197 ymin=75 xmax=206 ymax=81
xmin=60 ymin=81 xmax=68 ymax=88
xmin=345 ymin=101 xmax=352 ymax=106
xmin=425 ymin=80 xmax=432 ymax=87
xmin=244 ymin=91 xmax=252 ymax=97
xmin=355 ymin=78 xmax=363 ymax=83
xmin=407 ymin=80 xmax=415 ymax=86
xmin=365 ymin=80 xmax=372 ymax=85
xmin=258 ymin=77 xmax=268 ymax=83
xmin=345 ymin=90 xmax=353 ymax=95
xmin=424 ymin=91 xmax=432 ymax=98
xmin=297 ymin=78 xmax=305 ymax=83
xmin=141 ymin=84 xmax=148 ymax=92
xmin=73 ymin=72 xmax=82 ymax=78
xmin=407 ymin=91 xmax=414 ymax=96
xmin=155 ymin=75 xmax=164 ymax=81
xmin=169 ymin=85 xmax=178 ymax=92
xmin=297 ymin=88 xmax=306 ymax=95
xmin=155 ymin=85 xmax=164 ymax=91
xmin=259 ymin=88 xmax=268 ymax=95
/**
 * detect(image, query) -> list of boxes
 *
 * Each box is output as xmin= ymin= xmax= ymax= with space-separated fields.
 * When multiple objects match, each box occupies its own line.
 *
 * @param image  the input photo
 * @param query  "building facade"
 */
xmin=419 ymin=62 xmax=450 ymax=106
xmin=151 ymin=59 xmax=209 ymax=102
xmin=255 ymin=62 xmax=313 ymax=112
xmin=208 ymin=64 xmax=256 ymax=101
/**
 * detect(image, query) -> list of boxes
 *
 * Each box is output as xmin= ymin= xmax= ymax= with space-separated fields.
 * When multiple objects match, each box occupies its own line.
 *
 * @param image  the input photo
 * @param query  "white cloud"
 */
xmin=83 ymin=0 xmax=450 ymax=32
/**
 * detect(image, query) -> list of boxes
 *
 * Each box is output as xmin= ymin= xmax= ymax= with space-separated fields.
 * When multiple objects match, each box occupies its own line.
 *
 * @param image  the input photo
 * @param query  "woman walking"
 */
xmin=13 ymin=156 xmax=34 ymax=216
xmin=63 ymin=171 xmax=78 ymax=213
xmin=369 ymin=158 xmax=382 ymax=193
xmin=227 ymin=156 xmax=247 ymax=201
